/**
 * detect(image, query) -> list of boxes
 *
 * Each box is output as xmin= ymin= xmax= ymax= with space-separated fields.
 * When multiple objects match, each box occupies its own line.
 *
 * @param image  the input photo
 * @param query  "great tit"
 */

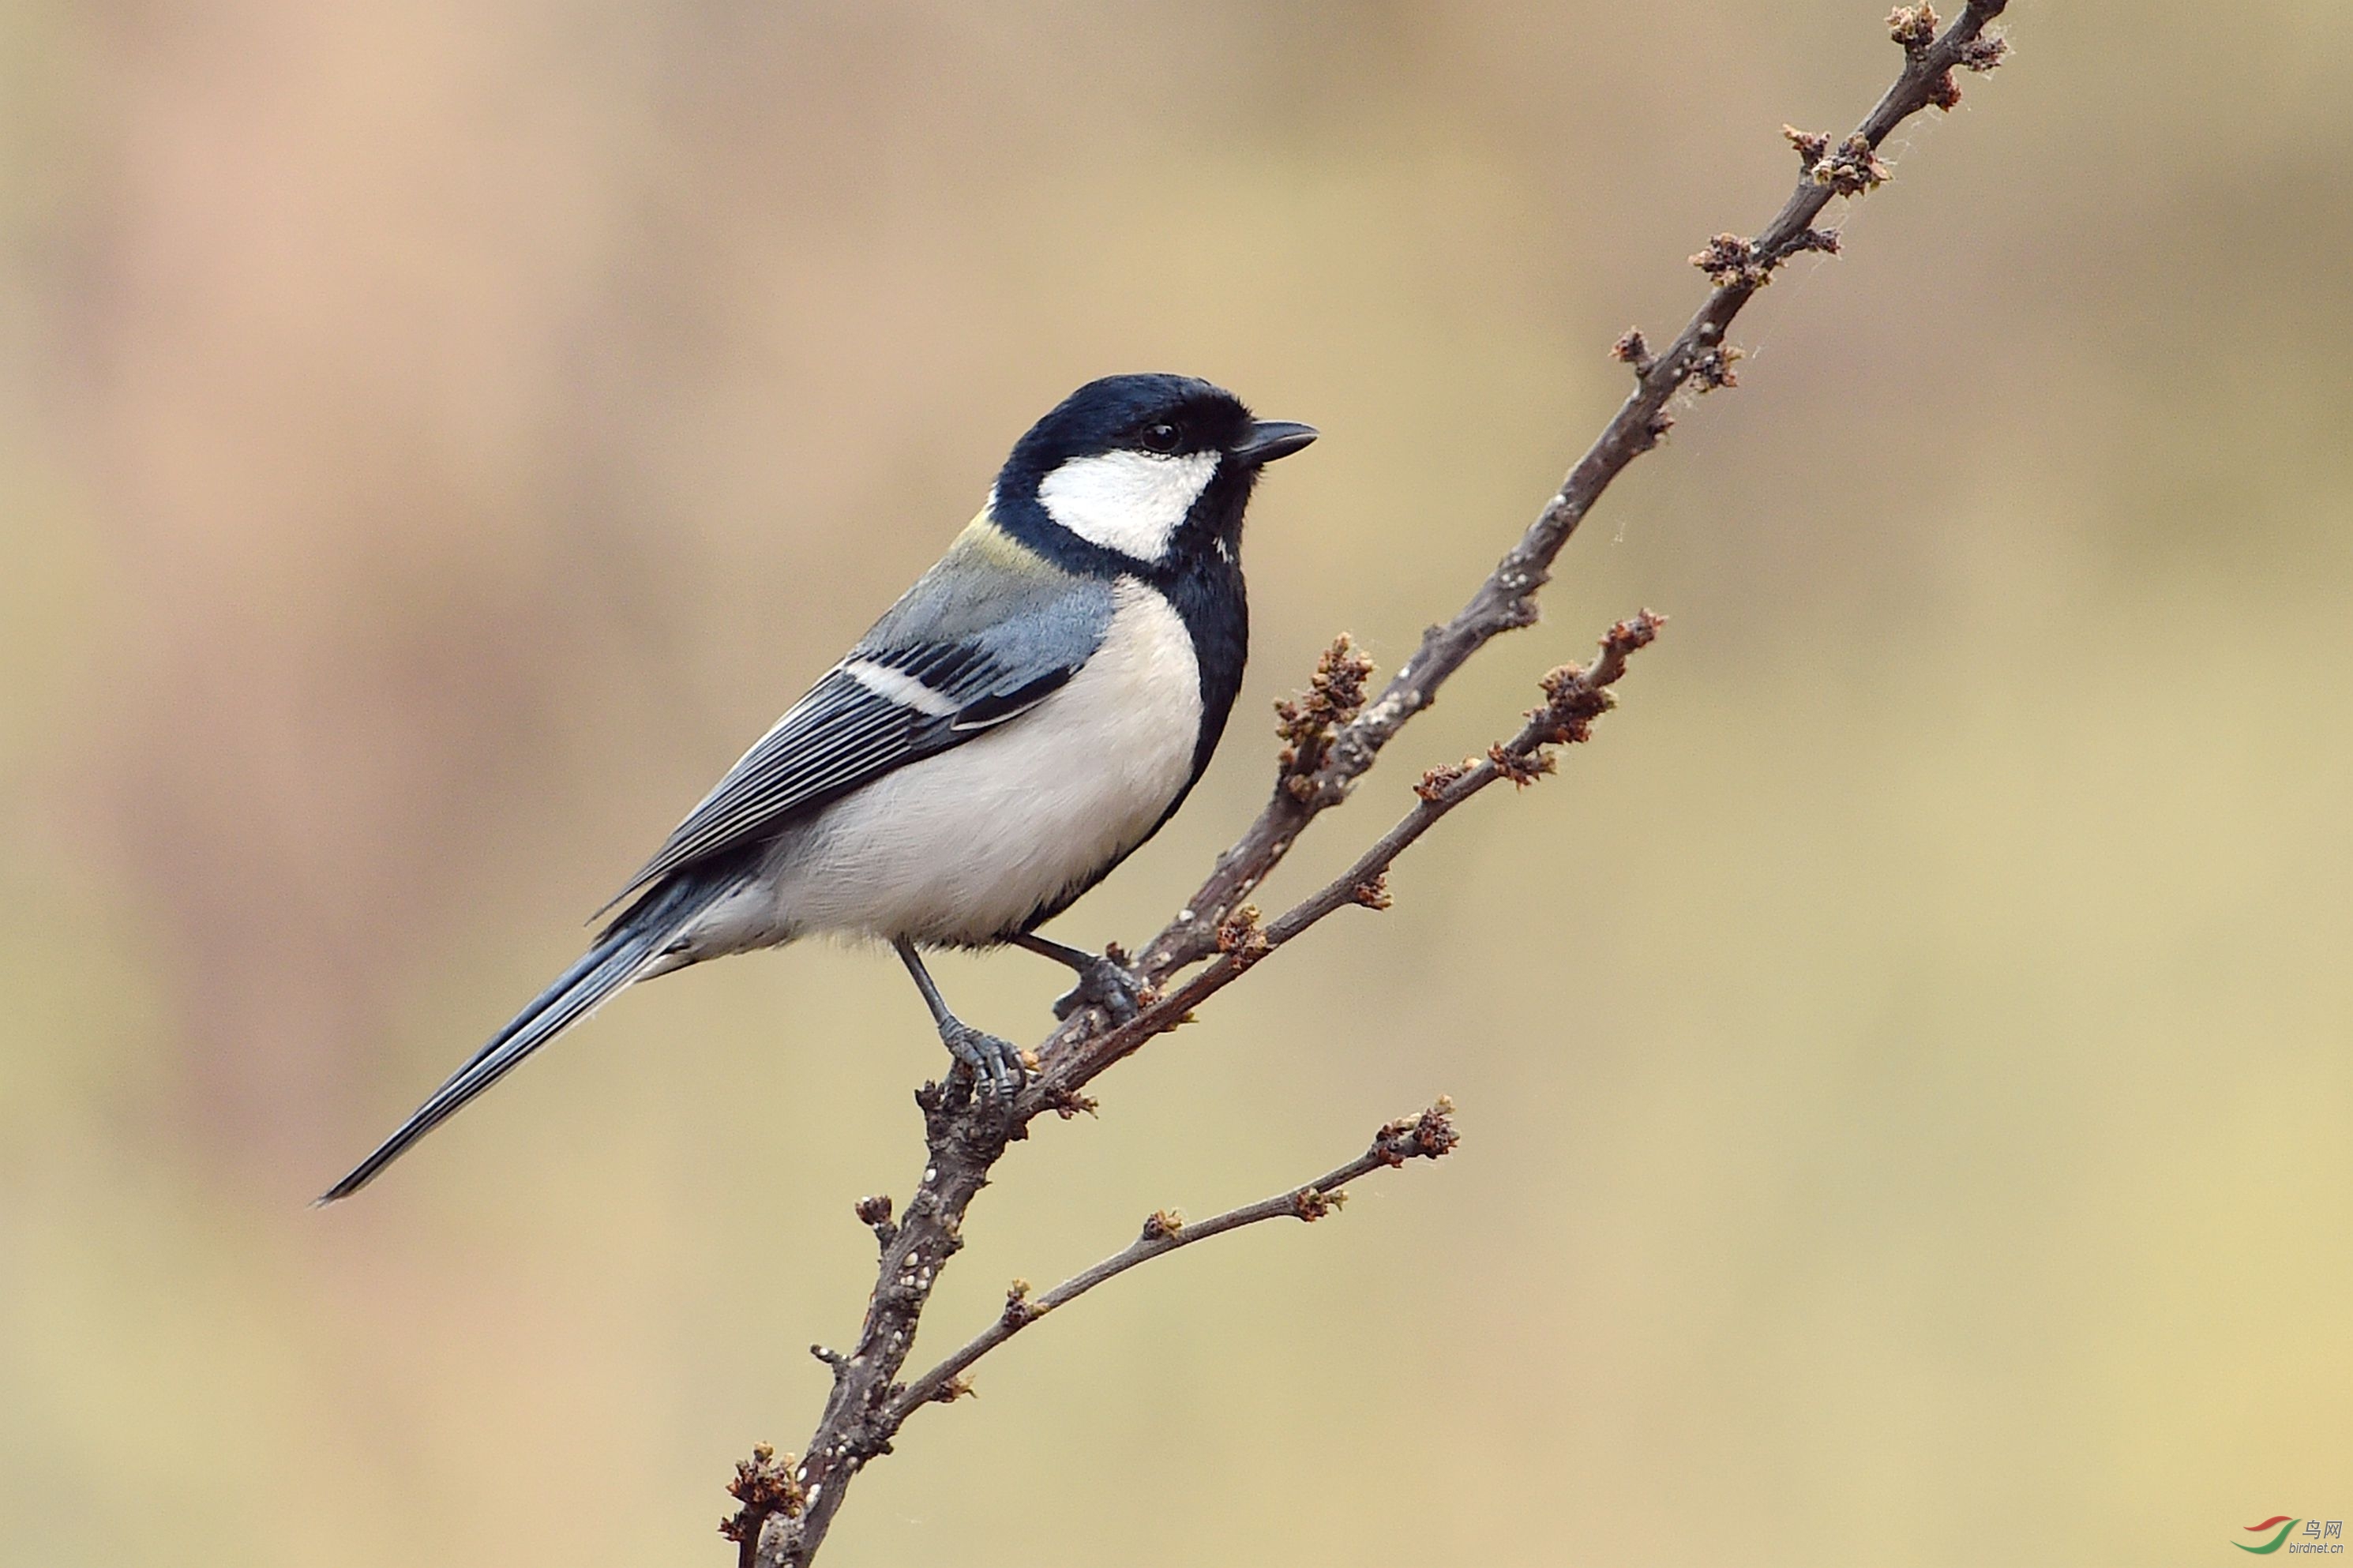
xmin=321 ymin=373 xmax=1315 ymax=1201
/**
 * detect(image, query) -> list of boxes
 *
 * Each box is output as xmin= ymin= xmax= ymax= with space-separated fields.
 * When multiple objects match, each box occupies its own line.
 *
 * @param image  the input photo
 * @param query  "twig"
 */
xmin=1133 ymin=0 xmax=2011 ymax=981
xmin=730 ymin=7 xmax=2012 ymax=1564
xmin=1046 ymin=611 xmax=1664 ymax=1089
xmin=884 ymin=1101 xmax=1460 ymax=1420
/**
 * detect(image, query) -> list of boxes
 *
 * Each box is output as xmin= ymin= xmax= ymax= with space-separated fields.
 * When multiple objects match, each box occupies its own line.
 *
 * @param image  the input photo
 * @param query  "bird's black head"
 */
xmin=991 ymin=373 xmax=1315 ymax=577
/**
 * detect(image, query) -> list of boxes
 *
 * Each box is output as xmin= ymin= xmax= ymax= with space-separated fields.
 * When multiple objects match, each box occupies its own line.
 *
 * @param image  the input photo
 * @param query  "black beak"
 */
xmin=1229 ymin=419 xmax=1319 ymax=466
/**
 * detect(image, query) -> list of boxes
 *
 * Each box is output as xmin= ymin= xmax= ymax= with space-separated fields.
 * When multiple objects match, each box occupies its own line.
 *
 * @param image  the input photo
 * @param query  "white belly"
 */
xmin=703 ymin=579 xmax=1203 ymax=950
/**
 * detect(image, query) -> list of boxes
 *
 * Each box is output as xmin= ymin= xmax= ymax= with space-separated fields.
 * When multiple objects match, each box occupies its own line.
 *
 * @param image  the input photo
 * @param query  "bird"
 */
xmin=320 ymin=373 xmax=1316 ymax=1202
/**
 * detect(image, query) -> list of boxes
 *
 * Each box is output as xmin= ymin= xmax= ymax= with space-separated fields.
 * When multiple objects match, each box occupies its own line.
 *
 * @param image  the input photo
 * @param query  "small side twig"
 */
xmin=720 ymin=1445 xmax=807 ymax=1555
xmin=888 ymin=1100 xmax=1460 ymax=1419
xmin=1049 ymin=611 xmax=1663 ymax=1088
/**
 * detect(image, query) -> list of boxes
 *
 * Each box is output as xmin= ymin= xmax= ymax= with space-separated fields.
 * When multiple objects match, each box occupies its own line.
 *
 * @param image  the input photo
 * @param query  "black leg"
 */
xmin=1013 ymin=933 xmax=1153 ymax=1023
xmin=894 ymin=937 xmax=1025 ymax=1094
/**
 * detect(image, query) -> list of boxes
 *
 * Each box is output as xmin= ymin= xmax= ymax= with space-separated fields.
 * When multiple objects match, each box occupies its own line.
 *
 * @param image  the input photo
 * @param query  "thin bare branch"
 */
xmin=1047 ymin=611 xmax=1663 ymax=1089
xmin=887 ymin=1101 xmax=1460 ymax=1420
xmin=1134 ymin=0 xmax=2011 ymax=981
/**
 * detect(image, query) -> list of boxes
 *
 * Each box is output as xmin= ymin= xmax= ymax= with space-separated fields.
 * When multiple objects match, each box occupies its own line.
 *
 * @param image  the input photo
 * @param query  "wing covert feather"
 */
xmin=603 ymin=521 xmax=1114 ymax=907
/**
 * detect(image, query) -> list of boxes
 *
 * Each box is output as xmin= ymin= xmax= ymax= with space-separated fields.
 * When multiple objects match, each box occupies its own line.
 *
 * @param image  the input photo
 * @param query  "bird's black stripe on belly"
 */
xmin=1154 ymin=550 xmax=1248 ymax=783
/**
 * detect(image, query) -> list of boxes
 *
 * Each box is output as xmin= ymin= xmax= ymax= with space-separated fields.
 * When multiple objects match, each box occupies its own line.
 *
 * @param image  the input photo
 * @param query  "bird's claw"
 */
xmin=1052 ymin=954 xmax=1154 ymax=1024
xmin=941 ymin=1020 xmax=1026 ymax=1097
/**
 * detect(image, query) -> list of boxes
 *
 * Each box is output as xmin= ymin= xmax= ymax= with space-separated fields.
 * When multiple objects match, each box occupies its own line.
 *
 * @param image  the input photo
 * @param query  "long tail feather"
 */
xmin=317 ymin=879 xmax=715 ymax=1203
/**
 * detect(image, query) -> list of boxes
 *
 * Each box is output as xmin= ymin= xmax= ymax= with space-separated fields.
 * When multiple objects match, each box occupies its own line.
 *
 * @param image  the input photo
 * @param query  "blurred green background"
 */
xmin=4 ymin=2 xmax=2348 ymax=1563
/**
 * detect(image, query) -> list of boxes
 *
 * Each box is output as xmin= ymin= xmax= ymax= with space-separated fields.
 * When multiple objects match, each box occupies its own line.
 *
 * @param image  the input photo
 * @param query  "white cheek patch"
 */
xmin=1036 ymin=450 xmax=1220 ymax=562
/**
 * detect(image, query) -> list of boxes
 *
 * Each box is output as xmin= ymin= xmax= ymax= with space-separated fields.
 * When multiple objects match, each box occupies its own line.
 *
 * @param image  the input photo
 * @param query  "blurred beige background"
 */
xmin=3 ymin=2 xmax=2348 ymax=1563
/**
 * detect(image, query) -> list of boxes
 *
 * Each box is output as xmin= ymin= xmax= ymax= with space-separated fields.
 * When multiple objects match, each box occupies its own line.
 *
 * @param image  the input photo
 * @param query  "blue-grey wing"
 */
xmin=603 ymin=522 xmax=1114 ymax=908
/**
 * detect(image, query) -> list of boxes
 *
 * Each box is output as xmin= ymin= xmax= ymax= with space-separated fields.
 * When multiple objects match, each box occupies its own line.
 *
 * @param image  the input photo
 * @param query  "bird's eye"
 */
xmin=1139 ymin=422 xmax=1182 ymax=454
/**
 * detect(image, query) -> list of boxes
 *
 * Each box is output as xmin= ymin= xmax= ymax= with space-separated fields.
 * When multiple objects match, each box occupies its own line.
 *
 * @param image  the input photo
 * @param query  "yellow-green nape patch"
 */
xmin=952 ymin=506 xmax=1058 ymax=577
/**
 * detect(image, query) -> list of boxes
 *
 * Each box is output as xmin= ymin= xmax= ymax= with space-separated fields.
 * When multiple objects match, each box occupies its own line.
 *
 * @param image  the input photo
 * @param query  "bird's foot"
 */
xmin=1052 ymin=950 xmax=1156 ymax=1024
xmin=940 ymin=1018 xmax=1027 ymax=1097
